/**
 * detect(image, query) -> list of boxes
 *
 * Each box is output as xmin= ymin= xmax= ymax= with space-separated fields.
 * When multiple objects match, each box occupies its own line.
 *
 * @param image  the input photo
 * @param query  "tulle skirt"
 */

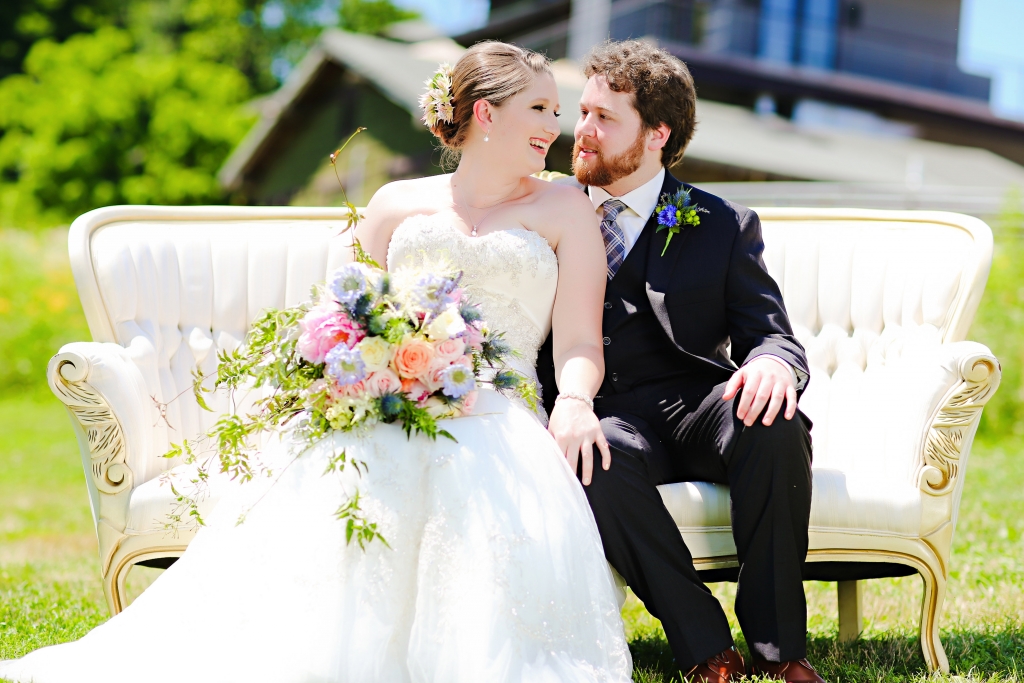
xmin=0 ymin=389 xmax=632 ymax=683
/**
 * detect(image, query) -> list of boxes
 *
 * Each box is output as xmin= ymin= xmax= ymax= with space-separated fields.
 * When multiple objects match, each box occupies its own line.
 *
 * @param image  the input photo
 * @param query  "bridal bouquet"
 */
xmin=264 ymin=259 xmax=536 ymax=437
xmin=164 ymin=253 xmax=537 ymax=546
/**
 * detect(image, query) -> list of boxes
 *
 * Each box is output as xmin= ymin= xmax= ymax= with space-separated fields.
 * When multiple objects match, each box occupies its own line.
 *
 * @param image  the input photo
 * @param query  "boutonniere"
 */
xmin=655 ymin=187 xmax=708 ymax=256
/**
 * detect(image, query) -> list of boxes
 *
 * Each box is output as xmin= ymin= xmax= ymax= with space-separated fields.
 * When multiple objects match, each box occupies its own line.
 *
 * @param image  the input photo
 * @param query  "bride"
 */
xmin=0 ymin=41 xmax=633 ymax=683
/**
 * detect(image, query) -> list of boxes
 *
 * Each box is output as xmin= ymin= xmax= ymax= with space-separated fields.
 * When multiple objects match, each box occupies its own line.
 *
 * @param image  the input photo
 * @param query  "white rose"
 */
xmin=426 ymin=305 xmax=466 ymax=341
xmin=423 ymin=396 xmax=453 ymax=419
xmin=357 ymin=336 xmax=395 ymax=372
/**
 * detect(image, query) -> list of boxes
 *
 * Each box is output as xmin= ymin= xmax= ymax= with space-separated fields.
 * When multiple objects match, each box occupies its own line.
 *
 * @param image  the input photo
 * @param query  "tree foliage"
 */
xmin=0 ymin=0 xmax=419 ymax=228
xmin=339 ymin=0 xmax=418 ymax=35
xmin=0 ymin=0 xmax=121 ymax=81
xmin=0 ymin=27 xmax=256 ymax=227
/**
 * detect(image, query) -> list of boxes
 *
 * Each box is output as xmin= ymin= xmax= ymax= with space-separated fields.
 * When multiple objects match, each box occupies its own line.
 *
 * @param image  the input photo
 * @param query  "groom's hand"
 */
xmin=548 ymin=400 xmax=612 ymax=486
xmin=723 ymin=356 xmax=798 ymax=427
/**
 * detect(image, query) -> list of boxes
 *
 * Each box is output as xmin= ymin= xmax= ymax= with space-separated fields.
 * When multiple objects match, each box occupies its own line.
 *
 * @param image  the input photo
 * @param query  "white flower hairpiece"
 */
xmin=419 ymin=63 xmax=455 ymax=129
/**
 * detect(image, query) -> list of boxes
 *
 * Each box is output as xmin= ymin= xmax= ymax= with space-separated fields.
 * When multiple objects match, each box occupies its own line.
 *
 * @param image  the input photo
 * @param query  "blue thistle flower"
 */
xmin=378 ymin=392 xmax=404 ymax=420
xmin=481 ymin=335 xmax=511 ymax=363
xmin=490 ymin=370 xmax=521 ymax=391
xmin=459 ymin=302 xmax=483 ymax=323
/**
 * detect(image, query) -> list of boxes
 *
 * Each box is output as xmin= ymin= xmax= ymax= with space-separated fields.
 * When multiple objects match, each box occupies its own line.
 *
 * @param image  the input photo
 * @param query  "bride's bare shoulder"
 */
xmin=364 ymin=175 xmax=449 ymax=226
xmin=527 ymin=176 xmax=595 ymax=230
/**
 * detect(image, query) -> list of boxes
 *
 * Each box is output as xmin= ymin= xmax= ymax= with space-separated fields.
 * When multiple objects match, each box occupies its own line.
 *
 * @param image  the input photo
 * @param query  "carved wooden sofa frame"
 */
xmin=50 ymin=205 xmax=999 ymax=674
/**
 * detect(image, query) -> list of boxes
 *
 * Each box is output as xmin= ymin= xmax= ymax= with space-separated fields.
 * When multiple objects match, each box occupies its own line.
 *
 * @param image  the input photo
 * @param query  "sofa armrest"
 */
xmin=917 ymin=341 xmax=999 ymax=494
xmin=48 ymin=341 xmax=157 ymax=534
xmin=916 ymin=342 xmax=999 ymax=534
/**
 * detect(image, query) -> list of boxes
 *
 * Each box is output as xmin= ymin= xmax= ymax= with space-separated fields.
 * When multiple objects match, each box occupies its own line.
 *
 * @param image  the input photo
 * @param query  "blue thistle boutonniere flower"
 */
xmin=655 ymin=187 xmax=707 ymax=256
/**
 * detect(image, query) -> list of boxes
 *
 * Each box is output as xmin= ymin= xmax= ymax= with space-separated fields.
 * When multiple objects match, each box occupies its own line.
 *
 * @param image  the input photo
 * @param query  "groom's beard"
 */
xmin=572 ymin=131 xmax=646 ymax=188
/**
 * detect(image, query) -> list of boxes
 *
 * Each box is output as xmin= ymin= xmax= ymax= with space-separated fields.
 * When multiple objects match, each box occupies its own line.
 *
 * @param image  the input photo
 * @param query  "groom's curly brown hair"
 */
xmin=582 ymin=40 xmax=697 ymax=168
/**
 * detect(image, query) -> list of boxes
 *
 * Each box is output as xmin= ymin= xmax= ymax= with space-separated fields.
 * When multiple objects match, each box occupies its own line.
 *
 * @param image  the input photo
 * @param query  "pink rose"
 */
xmin=461 ymin=390 xmax=478 ymax=415
xmin=420 ymin=358 xmax=451 ymax=392
xmin=393 ymin=337 xmax=435 ymax=379
xmin=332 ymin=379 xmax=365 ymax=398
xmin=456 ymin=354 xmax=473 ymax=368
xmin=297 ymin=304 xmax=365 ymax=364
xmin=401 ymin=378 xmax=431 ymax=405
xmin=434 ymin=337 xmax=466 ymax=363
xmin=365 ymin=369 xmax=403 ymax=397
xmin=464 ymin=324 xmax=485 ymax=351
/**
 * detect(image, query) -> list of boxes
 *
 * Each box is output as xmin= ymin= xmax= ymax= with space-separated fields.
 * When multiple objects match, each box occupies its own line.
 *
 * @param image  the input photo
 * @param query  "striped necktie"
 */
xmin=600 ymin=199 xmax=629 ymax=280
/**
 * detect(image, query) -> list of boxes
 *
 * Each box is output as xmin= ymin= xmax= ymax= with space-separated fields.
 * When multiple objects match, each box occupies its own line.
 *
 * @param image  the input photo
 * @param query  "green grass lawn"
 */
xmin=1 ymin=395 xmax=1021 ymax=681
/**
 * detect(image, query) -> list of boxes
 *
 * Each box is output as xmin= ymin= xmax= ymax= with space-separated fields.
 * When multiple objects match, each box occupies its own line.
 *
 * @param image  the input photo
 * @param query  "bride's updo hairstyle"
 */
xmin=424 ymin=41 xmax=551 ymax=150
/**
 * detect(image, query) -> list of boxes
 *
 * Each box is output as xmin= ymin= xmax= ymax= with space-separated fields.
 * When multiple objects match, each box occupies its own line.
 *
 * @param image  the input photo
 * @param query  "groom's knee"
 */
xmin=584 ymin=413 xmax=668 ymax=498
xmin=599 ymin=414 xmax=651 ymax=459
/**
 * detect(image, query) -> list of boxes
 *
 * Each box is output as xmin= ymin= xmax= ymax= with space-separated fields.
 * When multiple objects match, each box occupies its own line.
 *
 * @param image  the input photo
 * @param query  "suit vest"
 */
xmin=600 ymin=220 xmax=696 ymax=396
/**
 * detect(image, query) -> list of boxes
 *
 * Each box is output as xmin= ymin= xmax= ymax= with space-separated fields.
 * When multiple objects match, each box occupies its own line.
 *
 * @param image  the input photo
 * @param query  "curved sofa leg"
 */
xmin=101 ymin=565 xmax=124 ymax=616
xmin=919 ymin=569 xmax=949 ymax=673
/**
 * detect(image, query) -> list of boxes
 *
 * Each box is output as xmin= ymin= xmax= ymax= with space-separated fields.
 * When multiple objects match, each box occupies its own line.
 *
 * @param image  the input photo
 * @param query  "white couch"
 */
xmin=49 ymin=205 xmax=999 ymax=673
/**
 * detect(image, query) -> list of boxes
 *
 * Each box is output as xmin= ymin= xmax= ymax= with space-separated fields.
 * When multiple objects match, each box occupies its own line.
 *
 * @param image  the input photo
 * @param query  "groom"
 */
xmin=538 ymin=41 xmax=822 ymax=683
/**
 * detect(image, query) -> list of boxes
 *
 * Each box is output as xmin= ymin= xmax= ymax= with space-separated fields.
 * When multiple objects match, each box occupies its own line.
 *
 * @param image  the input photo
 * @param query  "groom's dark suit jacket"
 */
xmin=536 ymin=171 xmax=808 ymax=415
xmin=536 ymin=171 xmax=816 ymax=667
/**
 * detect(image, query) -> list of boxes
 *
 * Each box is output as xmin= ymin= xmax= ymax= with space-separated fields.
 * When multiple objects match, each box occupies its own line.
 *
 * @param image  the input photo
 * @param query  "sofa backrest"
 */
xmin=67 ymin=206 xmax=993 ymax=486
xmin=758 ymin=208 xmax=992 ymax=491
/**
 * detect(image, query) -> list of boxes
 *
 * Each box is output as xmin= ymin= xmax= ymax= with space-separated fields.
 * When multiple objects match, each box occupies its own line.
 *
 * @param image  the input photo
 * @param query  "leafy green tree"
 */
xmin=0 ymin=0 xmax=121 ymax=80
xmin=0 ymin=0 xmax=420 ymax=227
xmin=339 ymin=0 xmax=418 ymax=35
xmin=0 ymin=27 xmax=255 ymax=227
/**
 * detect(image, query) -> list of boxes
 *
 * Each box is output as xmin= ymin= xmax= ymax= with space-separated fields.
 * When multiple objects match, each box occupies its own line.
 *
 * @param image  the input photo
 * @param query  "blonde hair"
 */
xmin=426 ymin=41 xmax=552 ymax=150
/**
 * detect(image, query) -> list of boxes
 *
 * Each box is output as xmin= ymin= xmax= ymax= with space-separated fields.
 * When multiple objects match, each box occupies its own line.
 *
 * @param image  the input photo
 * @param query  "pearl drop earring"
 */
xmin=484 ymin=130 xmax=490 ymax=142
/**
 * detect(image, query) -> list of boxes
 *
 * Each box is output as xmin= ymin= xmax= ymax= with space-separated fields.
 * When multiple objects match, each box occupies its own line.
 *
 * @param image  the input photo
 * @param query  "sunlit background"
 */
xmin=0 ymin=2 xmax=1022 ymax=682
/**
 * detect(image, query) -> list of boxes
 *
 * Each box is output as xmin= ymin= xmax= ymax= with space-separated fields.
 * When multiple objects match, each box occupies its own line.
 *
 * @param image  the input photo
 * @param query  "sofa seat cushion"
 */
xmin=657 ymin=468 xmax=922 ymax=553
xmin=126 ymin=464 xmax=225 ymax=534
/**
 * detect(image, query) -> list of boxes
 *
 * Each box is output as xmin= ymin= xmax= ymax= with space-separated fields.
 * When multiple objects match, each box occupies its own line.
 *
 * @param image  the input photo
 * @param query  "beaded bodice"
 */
xmin=387 ymin=213 xmax=558 ymax=378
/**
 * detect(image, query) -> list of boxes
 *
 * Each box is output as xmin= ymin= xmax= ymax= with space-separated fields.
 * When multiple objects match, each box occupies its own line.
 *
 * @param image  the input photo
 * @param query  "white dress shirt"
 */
xmin=588 ymin=167 xmax=667 ymax=256
xmin=587 ymin=168 xmax=798 ymax=384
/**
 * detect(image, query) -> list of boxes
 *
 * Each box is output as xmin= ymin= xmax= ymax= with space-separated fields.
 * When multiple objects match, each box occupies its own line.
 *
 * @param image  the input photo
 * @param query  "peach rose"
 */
xmin=434 ymin=337 xmax=466 ymax=363
xmin=393 ymin=336 xmax=436 ymax=378
xmin=365 ymin=369 xmax=403 ymax=397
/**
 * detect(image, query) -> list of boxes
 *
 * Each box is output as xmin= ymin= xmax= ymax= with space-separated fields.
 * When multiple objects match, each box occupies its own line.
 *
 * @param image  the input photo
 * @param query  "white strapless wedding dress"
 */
xmin=0 ymin=214 xmax=633 ymax=683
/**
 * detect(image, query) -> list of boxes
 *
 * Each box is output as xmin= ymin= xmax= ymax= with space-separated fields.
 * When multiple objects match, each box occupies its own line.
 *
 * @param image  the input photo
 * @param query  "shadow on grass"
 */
xmin=629 ymin=624 xmax=1024 ymax=682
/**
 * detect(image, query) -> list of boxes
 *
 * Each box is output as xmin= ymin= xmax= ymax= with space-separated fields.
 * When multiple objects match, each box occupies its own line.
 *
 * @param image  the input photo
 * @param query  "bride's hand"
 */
xmin=548 ymin=398 xmax=611 ymax=486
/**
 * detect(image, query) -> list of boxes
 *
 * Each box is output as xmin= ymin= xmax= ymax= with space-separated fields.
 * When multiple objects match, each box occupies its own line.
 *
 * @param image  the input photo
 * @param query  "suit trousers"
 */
xmin=584 ymin=377 xmax=813 ymax=668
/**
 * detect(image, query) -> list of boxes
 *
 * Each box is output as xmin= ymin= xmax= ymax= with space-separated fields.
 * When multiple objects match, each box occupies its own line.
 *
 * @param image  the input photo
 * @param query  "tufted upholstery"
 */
xmin=659 ymin=216 xmax=984 ymax=546
xmin=51 ymin=206 xmax=998 ymax=672
xmin=90 ymin=220 xmax=353 ymax=479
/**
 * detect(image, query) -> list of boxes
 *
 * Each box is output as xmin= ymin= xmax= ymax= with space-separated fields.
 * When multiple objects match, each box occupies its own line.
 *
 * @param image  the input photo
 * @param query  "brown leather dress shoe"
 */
xmin=750 ymin=657 xmax=827 ymax=683
xmin=682 ymin=647 xmax=746 ymax=682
